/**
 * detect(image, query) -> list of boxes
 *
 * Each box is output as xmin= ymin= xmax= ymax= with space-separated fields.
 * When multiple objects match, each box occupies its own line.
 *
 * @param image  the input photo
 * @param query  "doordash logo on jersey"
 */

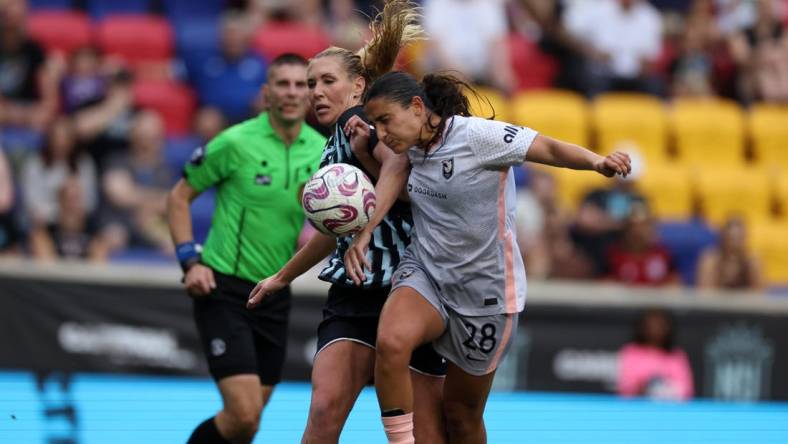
xmin=407 ymin=182 xmax=447 ymax=200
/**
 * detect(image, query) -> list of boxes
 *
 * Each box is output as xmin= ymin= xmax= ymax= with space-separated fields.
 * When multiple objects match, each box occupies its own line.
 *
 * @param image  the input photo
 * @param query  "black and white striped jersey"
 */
xmin=318 ymin=106 xmax=413 ymax=288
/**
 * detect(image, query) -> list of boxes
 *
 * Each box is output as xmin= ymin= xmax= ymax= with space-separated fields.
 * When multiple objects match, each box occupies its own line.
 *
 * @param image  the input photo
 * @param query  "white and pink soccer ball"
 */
xmin=301 ymin=163 xmax=376 ymax=237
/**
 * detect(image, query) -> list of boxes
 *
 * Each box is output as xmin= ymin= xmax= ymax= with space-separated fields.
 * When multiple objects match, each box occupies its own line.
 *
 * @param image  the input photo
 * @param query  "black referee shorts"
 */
xmin=317 ymin=284 xmax=447 ymax=377
xmin=192 ymin=270 xmax=290 ymax=385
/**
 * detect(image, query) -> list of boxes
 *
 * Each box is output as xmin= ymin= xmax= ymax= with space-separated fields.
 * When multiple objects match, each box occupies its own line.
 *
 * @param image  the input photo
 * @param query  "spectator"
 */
xmin=21 ymin=117 xmax=98 ymax=227
xmin=618 ymin=308 xmax=694 ymax=401
xmin=564 ymin=0 xmax=664 ymax=96
xmin=571 ymin=174 xmax=648 ymax=277
xmin=423 ymin=0 xmax=515 ymax=93
xmin=0 ymin=145 xmax=23 ymax=255
xmin=60 ymin=47 xmax=107 ymax=115
xmin=193 ymin=106 xmax=227 ymax=145
xmin=0 ymin=0 xmax=58 ymax=131
xmin=670 ymin=0 xmax=721 ymax=97
xmin=189 ymin=11 xmax=268 ymax=123
xmin=66 ymin=48 xmax=136 ymax=170
xmin=28 ymin=177 xmax=110 ymax=261
xmin=729 ymin=0 xmax=788 ymax=103
xmin=544 ymin=204 xmax=597 ymax=280
xmin=696 ymin=216 xmax=762 ymax=290
xmin=101 ymin=111 xmax=173 ymax=253
xmin=517 ymin=0 xmax=609 ymax=93
xmin=606 ymin=205 xmax=681 ymax=286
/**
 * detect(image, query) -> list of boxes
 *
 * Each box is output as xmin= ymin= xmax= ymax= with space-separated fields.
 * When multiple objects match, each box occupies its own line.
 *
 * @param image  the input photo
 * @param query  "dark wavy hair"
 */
xmin=364 ymin=71 xmax=487 ymax=149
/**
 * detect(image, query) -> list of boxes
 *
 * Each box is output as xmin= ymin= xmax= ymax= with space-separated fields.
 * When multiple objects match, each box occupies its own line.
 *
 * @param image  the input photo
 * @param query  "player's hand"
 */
xmin=247 ymin=274 xmax=288 ymax=309
xmin=184 ymin=264 xmax=216 ymax=297
xmin=594 ymin=151 xmax=632 ymax=178
xmin=344 ymin=115 xmax=372 ymax=158
xmin=344 ymin=229 xmax=373 ymax=286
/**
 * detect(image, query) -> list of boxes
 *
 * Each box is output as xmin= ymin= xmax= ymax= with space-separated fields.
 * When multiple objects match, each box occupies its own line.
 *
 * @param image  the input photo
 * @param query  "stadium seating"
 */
xmin=133 ymin=80 xmax=196 ymax=136
xmin=776 ymin=173 xmax=788 ymax=220
xmin=87 ymin=0 xmax=152 ymax=20
xmin=174 ymin=18 xmax=220 ymax=71
xmin=27 ymin=10 xmax=92 ymax=55
xmin=164 ymin=135 xmax=201 ymax=176
xmin=657 ymin=220 xmax=717 ymax=285
xmin=696 ymin=167 xmax=771 ymax=226
xmin=671 ymin=98 xmax=746 ymax=168
xmin=748 ymin=103 xmax=788 ymax=169
xmin=510 ymin=89 xmax=589 ymax=147
xmin=593 ymin=93 xmax=668 ymax=164
xmin=96 ymin=15 xmax=174 ymax=68
xmin=635 ymin=164 xmax=693 ymax=220
xmin=28 ymin=0 xmax=73 ymax=10
xmin=164 ymin=0 xmax=226 ymax=23
xmin=469 ymin=86 xmax=510 ymax=122
xmin=253 ymin=21 xmax=331 ymax=60
xmin=550 ymin=167 xmax=608 ymax=209
xmin=750 ymin=220 xmax=788 ymax=284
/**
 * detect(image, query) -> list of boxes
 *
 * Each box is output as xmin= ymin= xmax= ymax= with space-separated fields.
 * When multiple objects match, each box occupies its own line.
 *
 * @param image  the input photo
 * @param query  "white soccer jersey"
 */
xmin=403 ymin=116 xmax=538 ymax=316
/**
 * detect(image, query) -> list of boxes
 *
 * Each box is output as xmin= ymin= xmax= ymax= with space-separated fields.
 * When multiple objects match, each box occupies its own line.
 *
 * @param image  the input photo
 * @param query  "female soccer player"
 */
xmin=343 ymin=71 xmax=631 ymax=443
xmin=246 ymin=2 xmax=447 ymax=443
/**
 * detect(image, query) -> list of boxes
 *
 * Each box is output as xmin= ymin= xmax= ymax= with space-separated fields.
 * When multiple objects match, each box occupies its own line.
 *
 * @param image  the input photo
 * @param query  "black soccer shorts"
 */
xmin=192 ymin=270 xmax=291 ymax=385
xmin=316 ymin=284 xmax=447 ymax=377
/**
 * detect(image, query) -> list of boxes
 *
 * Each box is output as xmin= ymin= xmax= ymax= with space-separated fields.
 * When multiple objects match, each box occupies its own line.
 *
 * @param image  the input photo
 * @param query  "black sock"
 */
xmin=381 ymin=408 xmax=406 ymax=417
xmin=187 ymin=416 xmax=230 ymax=444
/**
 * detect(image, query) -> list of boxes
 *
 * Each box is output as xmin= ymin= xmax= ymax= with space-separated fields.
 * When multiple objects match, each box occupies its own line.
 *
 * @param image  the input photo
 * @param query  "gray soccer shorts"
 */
xmin=391 ymin=260 xmax=518 ymax=376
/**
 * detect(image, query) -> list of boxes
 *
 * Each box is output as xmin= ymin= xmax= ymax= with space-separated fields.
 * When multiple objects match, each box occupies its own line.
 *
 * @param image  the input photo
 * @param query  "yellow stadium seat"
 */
xmin=749 ymin=103 xmax=788 ymax=170
xmin=634 ymin=164 xmax=693 ymax=220
xmin=593 ymin=93 xmax=668 ymax=164
xmin=550 ymin=167 xmax=608 ymax=209
xmin=671 ymin=98 xmax=746 ymax=168
xmin=776 ymin=172 xmax=788 ymax=219
xmin=696 ymin=167 xmax=771 ymax=226
xmin=510 ymin=89 xmax=589 ymax=147
xmin=467 ymin=86 xmax=510 ymax=122
xmin=750 ymin=220 xmax=788 ymax=284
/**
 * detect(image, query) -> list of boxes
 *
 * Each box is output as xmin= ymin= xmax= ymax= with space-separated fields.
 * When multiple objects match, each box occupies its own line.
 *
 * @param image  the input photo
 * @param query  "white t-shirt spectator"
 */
xmin=564 ymin=0 xmax=662 ymax=78
xmin=21 ymin=155 xmax=98 ymax=225
xmin=424 ymin=0 xmax=508 ymax=80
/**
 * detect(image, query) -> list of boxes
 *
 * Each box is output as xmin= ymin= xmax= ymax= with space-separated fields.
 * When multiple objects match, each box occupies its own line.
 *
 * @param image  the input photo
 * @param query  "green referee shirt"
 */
xmin=183 ymin=112 xmax=325 ymax=283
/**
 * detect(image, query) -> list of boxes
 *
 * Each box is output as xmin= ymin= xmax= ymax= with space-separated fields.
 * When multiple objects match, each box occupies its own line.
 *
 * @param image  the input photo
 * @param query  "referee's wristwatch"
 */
xmin=176 ymin=241 xmax=203 ymax=275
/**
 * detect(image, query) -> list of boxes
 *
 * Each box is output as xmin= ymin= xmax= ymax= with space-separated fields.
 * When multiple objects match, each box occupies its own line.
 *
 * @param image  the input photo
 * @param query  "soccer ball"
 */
xmin=302 ymin=163 xmax=376 ymax=237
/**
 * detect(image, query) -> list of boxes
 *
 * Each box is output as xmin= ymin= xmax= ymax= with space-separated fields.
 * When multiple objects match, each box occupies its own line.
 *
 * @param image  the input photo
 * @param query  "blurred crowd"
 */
xmin=1 ymin=0 xmax=784 ymax=292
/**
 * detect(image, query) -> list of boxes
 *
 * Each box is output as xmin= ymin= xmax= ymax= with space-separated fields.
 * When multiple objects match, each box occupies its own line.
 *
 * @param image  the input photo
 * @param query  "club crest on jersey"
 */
xmin=442 ymin=158 xmax=454 ymax=179
xmin=255 ymin=174 xmax=272 ymax=186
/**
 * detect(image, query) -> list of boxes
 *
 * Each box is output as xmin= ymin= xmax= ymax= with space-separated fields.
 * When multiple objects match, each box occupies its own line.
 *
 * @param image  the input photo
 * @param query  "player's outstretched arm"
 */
xmin=247 ymin=231 xmax=336 ymax=308
xmin=525 ymin=134 xmax=632 ymax=178
xmin=344 ymin=140 xmax=410 ymax=286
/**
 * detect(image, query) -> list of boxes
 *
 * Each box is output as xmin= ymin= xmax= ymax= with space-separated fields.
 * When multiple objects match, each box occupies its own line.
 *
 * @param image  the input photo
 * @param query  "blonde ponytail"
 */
xmin=359 ymin=0 xmax=425 ymax=83
xmin=312 ymin=0 xmax=425 ymax=91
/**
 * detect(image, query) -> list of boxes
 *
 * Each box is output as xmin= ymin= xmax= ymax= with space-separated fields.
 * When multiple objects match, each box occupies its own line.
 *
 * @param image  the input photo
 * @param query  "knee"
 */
xmin=226 ymin=406 xmax=261 ymax=439
xmin=306 ymin=395 xmax=343 ymax=439
xmin=376 ymin=329 xmax=415 ymax=364
xmin=443 ymin=400 xmax=482 ymax=436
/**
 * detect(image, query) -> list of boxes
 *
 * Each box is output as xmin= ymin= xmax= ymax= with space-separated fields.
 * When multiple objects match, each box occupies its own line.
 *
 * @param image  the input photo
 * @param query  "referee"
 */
xmin=166 ymin=54 xmax=325 ymax=444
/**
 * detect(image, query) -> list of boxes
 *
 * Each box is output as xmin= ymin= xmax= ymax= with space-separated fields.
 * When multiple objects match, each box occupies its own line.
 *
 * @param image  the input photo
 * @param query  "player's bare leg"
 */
xmin=301 ymin=340 xmax=375 ymax=443
xmin=411 ymin=371 xmax=447 ymax=443
xmin=441 ymin=364 xmax=496 ymax=444
xmin=375 ymin=287 xmax=445 ymax=442
xmin=215 ymin=374 xmax=264 ymax=443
